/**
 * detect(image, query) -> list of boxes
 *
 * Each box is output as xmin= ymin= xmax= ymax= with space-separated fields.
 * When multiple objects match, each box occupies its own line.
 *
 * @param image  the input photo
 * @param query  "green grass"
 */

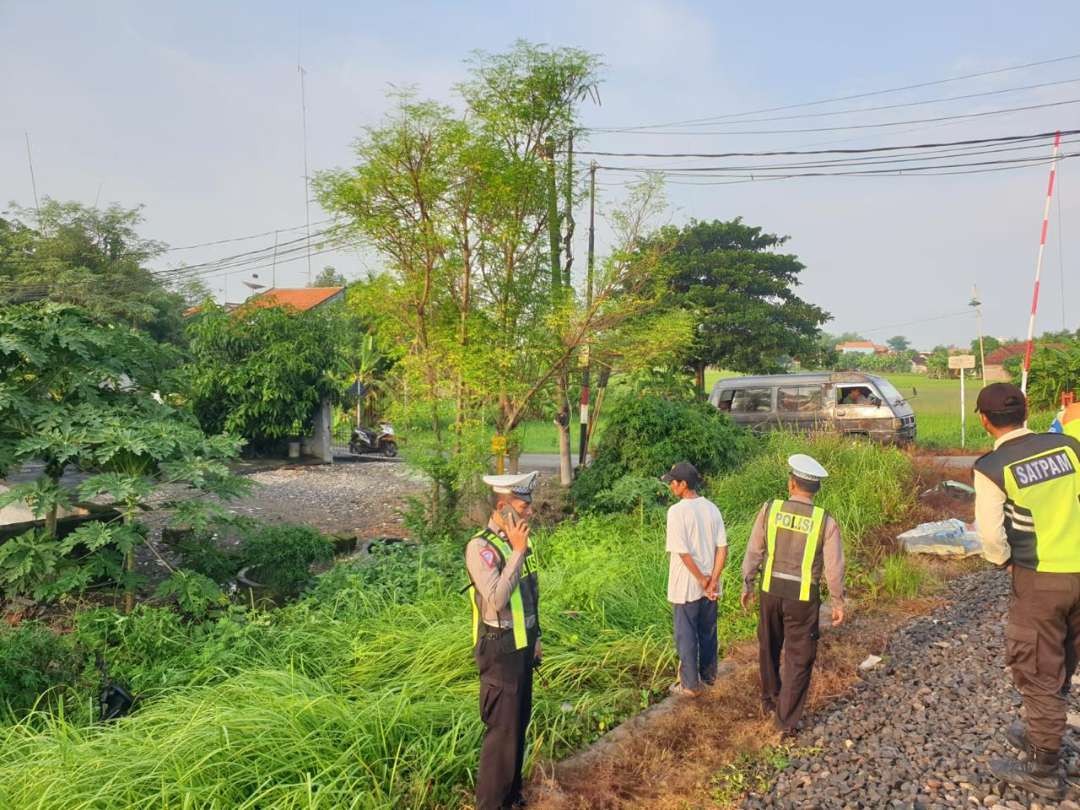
xmin=879 ymin=554 xmax=931 ymax=600
xmin=0 ymin=433 xmax=915 ymax=810
xmin=513 ymin=415 xmax=608 ymax=454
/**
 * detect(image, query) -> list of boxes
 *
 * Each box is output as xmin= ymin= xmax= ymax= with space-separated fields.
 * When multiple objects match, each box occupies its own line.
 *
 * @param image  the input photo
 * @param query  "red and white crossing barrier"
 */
xmin=1021 ymin=130 xmax=1063 ymax=394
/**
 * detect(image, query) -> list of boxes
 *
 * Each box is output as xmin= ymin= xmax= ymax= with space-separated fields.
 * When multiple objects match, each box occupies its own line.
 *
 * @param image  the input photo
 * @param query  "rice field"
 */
xmin=0 ymin=434 xmax=913 ymax=810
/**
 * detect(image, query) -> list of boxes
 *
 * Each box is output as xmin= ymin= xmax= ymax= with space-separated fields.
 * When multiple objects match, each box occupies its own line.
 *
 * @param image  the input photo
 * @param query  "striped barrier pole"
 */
xmin=1021 ymin=130 xmax=1063 ymax=394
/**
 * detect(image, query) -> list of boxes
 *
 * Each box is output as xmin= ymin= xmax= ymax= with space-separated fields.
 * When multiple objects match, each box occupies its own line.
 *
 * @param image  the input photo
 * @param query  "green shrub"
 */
xmin=173 ymin=531 xmax=243 ymax=584
xmin=240 ymin=524 xmax=334 ymax=596
xmin=880 ymin=554 xmax=931 ymax=600
xmin=572 ymin=394 xmax=753 ymax=511
xmin=154 ymin=570 xmax=228 ymax=619
xmin=0 ymin=623 xmax=81 ymax=718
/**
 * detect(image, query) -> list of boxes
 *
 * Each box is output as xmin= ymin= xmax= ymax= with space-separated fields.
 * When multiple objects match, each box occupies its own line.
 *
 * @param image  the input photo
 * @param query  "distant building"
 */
xmin=982 ymin=341 xmax=1066 ymax=382
xmin=910 ymin=353 xmax=929 ymax=374
xmin=983 ymin=343 xmax=1025 ymax=382
xmin=836 ymin=340 xmax=877 ymax=355
xmin=184 ymin=287 xmax=346 ymax=318
xmin=245 ymin=287 xmax=345 ymax=312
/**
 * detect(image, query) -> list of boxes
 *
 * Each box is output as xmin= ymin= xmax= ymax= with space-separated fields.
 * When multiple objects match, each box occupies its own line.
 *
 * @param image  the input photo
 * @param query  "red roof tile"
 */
xmin=246 ymin=287 xmax=345 ymax=312
xmin=985 ymin=341 xmax=1066 ymax=365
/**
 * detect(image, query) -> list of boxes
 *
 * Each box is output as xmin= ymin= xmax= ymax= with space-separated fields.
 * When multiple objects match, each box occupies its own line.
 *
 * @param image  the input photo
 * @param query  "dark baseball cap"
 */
xmin=661 ymin=461 xmax=701 ymax=487
xmin=975 ymin=382 xmax=1026 ymax=414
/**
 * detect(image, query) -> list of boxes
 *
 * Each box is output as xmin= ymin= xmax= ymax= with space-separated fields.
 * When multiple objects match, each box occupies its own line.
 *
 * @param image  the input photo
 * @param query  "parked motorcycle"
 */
xmin=349 ymin=423 xmax=398 ymax=458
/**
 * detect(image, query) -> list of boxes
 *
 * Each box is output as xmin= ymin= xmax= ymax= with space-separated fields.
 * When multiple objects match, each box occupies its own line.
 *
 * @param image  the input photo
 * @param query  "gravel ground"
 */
xmin=743 ymin=571 xmax=1080 ymax=810
xmin=127 ymin=458 xmax=427 ymax=584
xmin=222 ymin=458 xmax=426 ymax=538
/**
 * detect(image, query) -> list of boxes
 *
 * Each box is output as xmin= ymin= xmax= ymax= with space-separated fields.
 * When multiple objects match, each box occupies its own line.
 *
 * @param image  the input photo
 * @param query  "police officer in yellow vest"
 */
xmin=465 ymin=471 xmax=541 ymax=810
xmin=741 ymin=454 xmax=846 ymax=734
xmin=975 ymin=383 xmax=1080 ymax=800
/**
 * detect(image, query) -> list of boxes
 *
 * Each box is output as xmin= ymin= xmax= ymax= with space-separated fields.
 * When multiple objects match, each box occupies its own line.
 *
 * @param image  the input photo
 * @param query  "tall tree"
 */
xmin=311 ymin=265 xmax=347 ymax=287
xmin=887 ymin=335 xmax=911 ymax=353
xmin=317 ymin=43 xmax=686 ymax=510
xmin=656 ymin=218 xmax=830 ymax=397
xmin=0 ymin=200 xmax=190 ymax=342
xmin=459 ymin=41 xmax=600 ymax=484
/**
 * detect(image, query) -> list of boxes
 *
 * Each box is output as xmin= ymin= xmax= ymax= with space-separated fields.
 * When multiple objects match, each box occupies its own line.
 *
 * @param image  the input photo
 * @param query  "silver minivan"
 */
xmin=708 ymin=372 xmax=916 ymax=443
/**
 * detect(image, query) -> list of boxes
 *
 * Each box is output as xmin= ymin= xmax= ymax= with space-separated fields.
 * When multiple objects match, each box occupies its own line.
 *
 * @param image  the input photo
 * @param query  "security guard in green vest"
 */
xmin=975 ymin=383 xmax=1080 ymax=800
xmin=465 ymin=471 xmax=541 ymax=810
xmin=740 ymin=454 xmax=846 ymax=734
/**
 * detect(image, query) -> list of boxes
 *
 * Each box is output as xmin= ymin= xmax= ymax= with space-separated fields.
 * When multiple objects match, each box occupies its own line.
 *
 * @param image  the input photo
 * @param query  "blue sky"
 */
xmin=3 ymin=0 xmax=1080 ymax=347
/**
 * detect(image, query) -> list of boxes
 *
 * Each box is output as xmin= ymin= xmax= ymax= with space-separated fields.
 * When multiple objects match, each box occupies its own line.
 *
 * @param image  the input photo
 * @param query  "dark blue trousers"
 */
xmin=673 ymin=597 xmax=718 ymax=690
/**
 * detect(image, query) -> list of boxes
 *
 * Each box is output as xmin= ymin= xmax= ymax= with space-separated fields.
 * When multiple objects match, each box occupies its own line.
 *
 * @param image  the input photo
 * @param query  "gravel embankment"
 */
xmin=744 ymin=571 xmax=1080 ymax=810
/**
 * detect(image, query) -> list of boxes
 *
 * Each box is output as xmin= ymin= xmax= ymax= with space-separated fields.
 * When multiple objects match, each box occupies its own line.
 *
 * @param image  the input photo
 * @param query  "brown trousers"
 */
xmin=1006 ymin=565 xmax=1080 ymax=752
xmin=758 ymin=590 xmax=820 ymax=731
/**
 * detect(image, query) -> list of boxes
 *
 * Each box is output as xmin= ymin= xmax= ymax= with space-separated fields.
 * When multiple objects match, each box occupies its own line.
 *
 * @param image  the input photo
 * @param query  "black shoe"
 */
xmin=989 ymin=749 xmax=1065 ymax=801
xmin=1004 ymin=720 xmax=1033 ymax=755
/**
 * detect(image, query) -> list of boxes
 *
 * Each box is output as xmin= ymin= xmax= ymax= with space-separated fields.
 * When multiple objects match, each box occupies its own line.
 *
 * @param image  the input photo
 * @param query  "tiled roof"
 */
xmin=246 ymin=287 xmax=345 ymax=312
xmin=836 ymin=341 xmax=877 ymax=350
xmin=985 ymin=341 xmax=1065 ymax=365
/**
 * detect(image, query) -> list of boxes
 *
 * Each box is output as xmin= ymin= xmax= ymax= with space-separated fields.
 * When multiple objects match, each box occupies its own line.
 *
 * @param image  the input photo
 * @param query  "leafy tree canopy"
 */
xmin=653 ymin=218 xmax=830 ymax=392
xmin=0 ymin=200 xmax=198 ymax=342
xmin=886 ymin=335 xmax=910 ymax=352
xmin=311 ymin=266 xmax=347 ymax=287
xmin=183 ymin=303 xmax=348 ymax=448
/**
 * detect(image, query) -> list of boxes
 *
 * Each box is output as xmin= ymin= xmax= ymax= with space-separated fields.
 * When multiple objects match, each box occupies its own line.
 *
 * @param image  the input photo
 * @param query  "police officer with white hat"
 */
xmin=465 ymin=471 xmax=541 ymax=810
xmin=740 ymin=454 xmax=846 ymax=735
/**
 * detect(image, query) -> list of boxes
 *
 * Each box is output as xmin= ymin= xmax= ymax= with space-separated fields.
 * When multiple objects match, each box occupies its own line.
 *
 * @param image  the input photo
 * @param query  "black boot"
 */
xmin=989 ymin=747 xmax=1065 ymax=801
xmin=1004 ymin=720 xmax=1033 ymax=755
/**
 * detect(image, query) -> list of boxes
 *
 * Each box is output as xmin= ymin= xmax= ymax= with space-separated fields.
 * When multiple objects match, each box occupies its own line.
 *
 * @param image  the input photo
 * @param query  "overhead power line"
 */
xmin=592 ymin=76 xmax=1080 ymax=132
xmin=161 ymin=219 xmax=332 ymax=253
xmin=576 ymin=97 xmax=1080 ymax=138
xmin=573 ymin=128 xmax=1077 ymax=159
xmin=589 ymin=52 xmax=1080 ymax=132
xmin=589 ymin=139 xmax=1080 ymax=174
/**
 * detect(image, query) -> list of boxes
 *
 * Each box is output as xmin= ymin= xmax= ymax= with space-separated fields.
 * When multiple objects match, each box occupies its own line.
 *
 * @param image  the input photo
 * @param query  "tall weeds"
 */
xmin=0 ymin=434 xmax=914 ymax=809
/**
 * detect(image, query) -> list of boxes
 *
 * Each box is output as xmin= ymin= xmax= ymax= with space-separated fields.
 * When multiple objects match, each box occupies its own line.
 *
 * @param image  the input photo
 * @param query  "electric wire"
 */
xmin=572 ymin=129 xmax=1076 ymax=159
xmin=575 ymin=97 xmax=1080 ymax=138
xmin=590 ymin=76 xmax=1080 ymax=132
xmin=588 ymin=52 xmax=1080 ymax=131
xmin=161 ymin=219 xmax=333 ymax=253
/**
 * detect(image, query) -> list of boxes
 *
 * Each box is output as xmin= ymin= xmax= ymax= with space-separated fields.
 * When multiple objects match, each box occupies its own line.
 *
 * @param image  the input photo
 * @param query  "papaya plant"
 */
xmin=0 ymin=302 xmax=248 ymax=610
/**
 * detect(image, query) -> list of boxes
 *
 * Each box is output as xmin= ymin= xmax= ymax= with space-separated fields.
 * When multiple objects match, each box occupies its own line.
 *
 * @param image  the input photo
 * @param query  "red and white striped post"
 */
xmin=1021 ymin=130 xmax=1063 ymax=394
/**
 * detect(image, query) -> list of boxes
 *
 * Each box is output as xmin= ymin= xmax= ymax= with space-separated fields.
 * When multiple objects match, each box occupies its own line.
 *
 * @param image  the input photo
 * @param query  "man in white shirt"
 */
xmin=661 ymin=461 xmax=728 ymax=697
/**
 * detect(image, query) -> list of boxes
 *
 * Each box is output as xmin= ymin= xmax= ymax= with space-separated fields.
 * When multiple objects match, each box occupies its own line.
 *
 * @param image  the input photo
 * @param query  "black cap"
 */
xmin=975 ymin=382 xmax=1026 ymax=414
xmin=661 ymin=461 xmax=701 ymax=488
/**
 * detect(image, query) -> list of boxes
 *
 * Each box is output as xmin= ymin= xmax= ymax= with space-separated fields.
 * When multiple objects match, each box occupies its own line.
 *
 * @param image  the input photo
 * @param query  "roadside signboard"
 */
xmin=948 ymin=354 xmax=976 ymax=370
xmin=947 ymin=355 xmax=976 ymax=447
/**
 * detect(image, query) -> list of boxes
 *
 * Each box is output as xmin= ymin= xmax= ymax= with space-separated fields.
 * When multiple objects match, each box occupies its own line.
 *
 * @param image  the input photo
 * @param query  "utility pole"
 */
xmin=24 ymin=132 xmax=42 ymax=227
xmin=578 ymin=161 xmax=597 ymax=468
xmin=299 ymin=64 xmax=313 ymax=286
xmin=271 ymin=230 xmax=279 ymax=289
xmin=970 ymin=286 xmax=987 ymax=388
xmin=545 ymin=135 xmax=572 ymax=486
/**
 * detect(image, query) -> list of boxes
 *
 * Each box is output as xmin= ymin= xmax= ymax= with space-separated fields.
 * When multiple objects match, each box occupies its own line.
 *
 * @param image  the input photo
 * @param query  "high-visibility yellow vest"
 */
xmin=762 ymin=499 xmax=827 ymax=602
xmin=975 ymin=433 xmax=1080 ymax=572
xmin=467 ymin=529 xmax=537 ymax=650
